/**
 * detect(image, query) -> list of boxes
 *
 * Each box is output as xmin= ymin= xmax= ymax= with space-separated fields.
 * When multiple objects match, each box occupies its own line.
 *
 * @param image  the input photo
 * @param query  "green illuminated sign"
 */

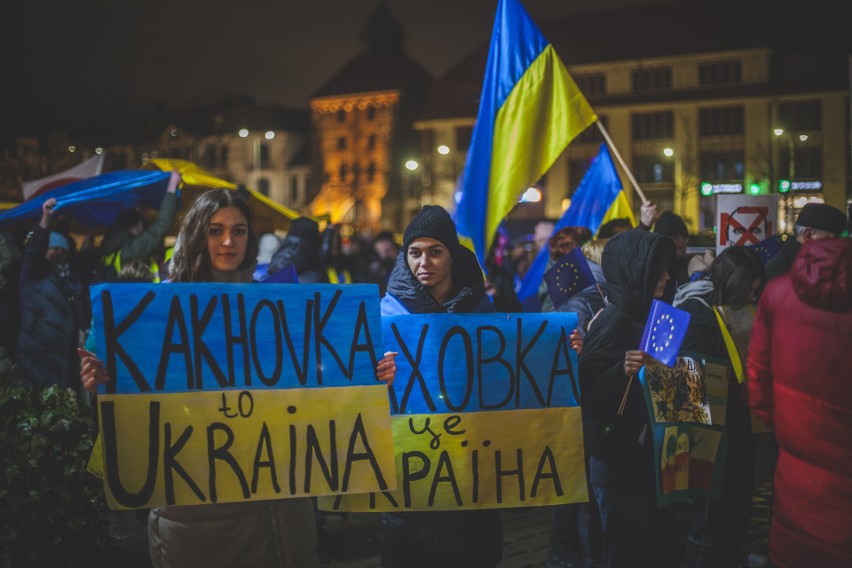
xmin=749 ymin=183 xmax=761 ymax=195
xmin=778 ymin=179 xmax=791 ymax=193
xmin=700 ymin=182 xmax=713 ymax=196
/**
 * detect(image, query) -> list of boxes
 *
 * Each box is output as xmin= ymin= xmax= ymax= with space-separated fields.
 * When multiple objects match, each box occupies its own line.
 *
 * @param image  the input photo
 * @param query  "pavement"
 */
xmin=93 ymin=436 xmax=775 ymax=568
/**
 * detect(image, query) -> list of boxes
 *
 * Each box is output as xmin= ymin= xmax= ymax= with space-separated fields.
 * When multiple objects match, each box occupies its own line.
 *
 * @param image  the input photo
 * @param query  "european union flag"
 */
xmin=640 ymin=299 xmax=691 ymax=366
xmin=543 ymin=247 xmax=596 ymax=308
xmin=745 ymin=235 xmax=781 ymax=265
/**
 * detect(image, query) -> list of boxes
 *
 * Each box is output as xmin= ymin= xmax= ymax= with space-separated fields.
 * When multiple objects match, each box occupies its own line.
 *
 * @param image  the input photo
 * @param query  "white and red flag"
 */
xmin=22 ymin=153 xmax=105 ymax=200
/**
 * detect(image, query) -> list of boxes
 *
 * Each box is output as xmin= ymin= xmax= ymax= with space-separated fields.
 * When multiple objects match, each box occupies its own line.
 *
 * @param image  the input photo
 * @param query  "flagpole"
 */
xmin=595 ymin=121 xmax=648 ymax=205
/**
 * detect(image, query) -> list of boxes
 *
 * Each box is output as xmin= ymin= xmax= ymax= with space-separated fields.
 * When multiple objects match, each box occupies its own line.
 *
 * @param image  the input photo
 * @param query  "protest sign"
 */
xmin=640 ymin=356 xmax=726 ymax=507
xmin=89 ymin=283 xmax=396 ymax=510
xmin=323 ymin=312 xmax=587 ymax=512
xmin=716 ymin=194 xmax=778 ymax=254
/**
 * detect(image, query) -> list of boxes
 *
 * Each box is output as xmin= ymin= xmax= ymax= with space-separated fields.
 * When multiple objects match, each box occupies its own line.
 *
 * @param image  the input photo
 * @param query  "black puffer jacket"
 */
xmin=578 ymin=230 xmax=675 ymax=465
xmin=12 ymin=225 xmax=84 ymax=390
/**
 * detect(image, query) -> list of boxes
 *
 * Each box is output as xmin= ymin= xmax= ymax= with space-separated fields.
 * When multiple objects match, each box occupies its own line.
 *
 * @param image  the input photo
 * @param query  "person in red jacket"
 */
xmin=748 ymin=237 xmax=852 ymax=568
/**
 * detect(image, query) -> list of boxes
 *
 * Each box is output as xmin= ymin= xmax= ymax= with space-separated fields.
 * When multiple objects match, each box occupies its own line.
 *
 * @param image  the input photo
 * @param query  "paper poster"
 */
xmin=716 ymin=194 xmax=778 ymax=254
xmin=89 ymin=283 xmax=396 ymax=509
xmin=322 ymin=312 xmax=588 ymax=512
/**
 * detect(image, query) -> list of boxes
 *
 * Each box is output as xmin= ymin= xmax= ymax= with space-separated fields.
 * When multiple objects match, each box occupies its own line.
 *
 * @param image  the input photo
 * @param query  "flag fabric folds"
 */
xmin=745 ymin=235 xmax=781 ymax=265
xmin=640 ymin=299 xmax=691 ymax=367
xmin=597 ymin=189 xmax=637 ymax=233
xmin=517 ymin=143 xmax=624 ymax=302
xmin=543 ymin=247 xmax=596 ymax=308
xmin=454 ymin=0 xmax=597 ymax=265
xmin=0 ymin=170 xmax=171 ymax=230
xmin=558 ymin=144 xmax=624 ymax=233
xmin=22 ymin=154 xmax=105 ymax=201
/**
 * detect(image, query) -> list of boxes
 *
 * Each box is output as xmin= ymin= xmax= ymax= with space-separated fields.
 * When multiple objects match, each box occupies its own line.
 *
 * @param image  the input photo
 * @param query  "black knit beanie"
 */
xmin=653 ymin=210 xmax=689 ymax=237
xmin=796 ymin=203 xmax=847 ymax=234
xmin=402 ymin=205 xmax=460 ymax=254
xmin=287 ymin=217 xmax=321 ymax=247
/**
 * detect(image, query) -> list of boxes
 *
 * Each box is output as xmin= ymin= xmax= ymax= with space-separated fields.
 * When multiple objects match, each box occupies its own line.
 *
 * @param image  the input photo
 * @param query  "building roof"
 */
xmin=419 ymin=0 xmax=852 ymax=121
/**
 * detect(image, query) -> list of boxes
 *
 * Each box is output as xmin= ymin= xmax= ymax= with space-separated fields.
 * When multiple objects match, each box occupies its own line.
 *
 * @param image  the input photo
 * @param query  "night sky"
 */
xmin=1 ymin=0 xmax=658 ymax=130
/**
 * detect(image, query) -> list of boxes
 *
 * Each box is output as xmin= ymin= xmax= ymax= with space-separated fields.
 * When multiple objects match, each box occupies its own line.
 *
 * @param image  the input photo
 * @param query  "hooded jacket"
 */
xmin=578 ymin=230 xmax=675 ymax=466
xmin=748 ymin=237 xmax=852 ymax=568
xmin=268 ymin=234 xmax=326 ymax=284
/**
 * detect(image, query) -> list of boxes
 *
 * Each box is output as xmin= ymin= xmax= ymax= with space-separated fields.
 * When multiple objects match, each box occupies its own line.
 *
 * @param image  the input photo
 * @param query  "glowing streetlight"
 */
xmin=95 ymin=147 xmax=103 ymax=155
xmin=798 ymin=134 xmax=808 ymax=142
xmin=663 ymin=147 xmax=674 ymax=157
xmin=519 ymin=187 xmax=542 ymax=203
xmin=773 ymin=128 xmax=784 ymax=137
xmin=405 ymin=160 xmax=419 ymax=171
xmin=265 ymin=131 xmax=275 ymax=140
xmin=68 ymin=145 xmax=76 ymax=153
xmin=437 ymin=145 xmax=450 ymax=155
xmin=238 ymin=129 xmax=249 ymax=138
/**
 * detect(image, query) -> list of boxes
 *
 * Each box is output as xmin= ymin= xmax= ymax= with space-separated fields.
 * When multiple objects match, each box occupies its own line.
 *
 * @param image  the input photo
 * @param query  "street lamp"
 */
xmin=400 ymin=160 xmax=420 ymax=229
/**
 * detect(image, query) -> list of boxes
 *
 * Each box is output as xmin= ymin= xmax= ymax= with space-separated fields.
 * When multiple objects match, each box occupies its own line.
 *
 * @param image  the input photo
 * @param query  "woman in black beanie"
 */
xmin=379 ymin=205 xmax=503 ymax=567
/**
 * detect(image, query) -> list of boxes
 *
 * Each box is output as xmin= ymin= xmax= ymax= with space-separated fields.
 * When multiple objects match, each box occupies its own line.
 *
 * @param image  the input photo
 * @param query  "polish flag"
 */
xmin=22 ymin=154 xmax=105 ymax=200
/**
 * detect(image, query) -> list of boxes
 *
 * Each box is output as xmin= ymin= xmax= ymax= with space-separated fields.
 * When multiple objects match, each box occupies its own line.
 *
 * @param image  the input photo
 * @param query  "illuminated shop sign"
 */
xmin=700 ymin=182 xmax=742 ymax=196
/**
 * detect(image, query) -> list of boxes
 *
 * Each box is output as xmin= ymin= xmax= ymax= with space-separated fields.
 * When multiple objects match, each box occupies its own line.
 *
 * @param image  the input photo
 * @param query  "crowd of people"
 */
xmin=2 ymin=177 xmax=850 ymax=568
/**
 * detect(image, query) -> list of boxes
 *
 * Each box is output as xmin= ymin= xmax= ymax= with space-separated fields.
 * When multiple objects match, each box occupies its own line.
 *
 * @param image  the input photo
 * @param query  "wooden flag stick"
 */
xmin=596 ymin=121 xmax=648 ymax=205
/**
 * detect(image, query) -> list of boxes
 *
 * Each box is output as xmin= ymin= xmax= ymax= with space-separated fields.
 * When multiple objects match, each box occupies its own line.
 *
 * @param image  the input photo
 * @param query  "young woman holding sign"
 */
xmin=379 ymin=205 xmax=503 ymax=568
xmin=80 ymin=189 xmax=396 ymax=568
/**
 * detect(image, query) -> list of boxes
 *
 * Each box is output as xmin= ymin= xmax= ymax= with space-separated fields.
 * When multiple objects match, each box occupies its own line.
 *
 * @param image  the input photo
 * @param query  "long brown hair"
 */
xmin=169 ymin=189 xmax=258 ymax=283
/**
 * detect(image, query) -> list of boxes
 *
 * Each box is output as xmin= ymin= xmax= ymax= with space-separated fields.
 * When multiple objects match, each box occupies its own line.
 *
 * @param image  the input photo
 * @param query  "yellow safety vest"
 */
xmin=103 ymin=250 xmax=161 ymax=283
xmin=326 ymin=267 xmax=352 ymax=284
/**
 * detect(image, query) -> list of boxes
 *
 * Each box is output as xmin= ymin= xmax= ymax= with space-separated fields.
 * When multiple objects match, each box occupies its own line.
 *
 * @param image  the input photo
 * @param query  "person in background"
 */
xmin=596 ymin=219 xmax=632 ymax=239
xmin=748 ymin=237 xmax=852 ymax=568
xmin=100 ymin=170 xmax=180 ymax=282
xmin=12 ymin=198 xmax=85 ymax=391
xmin=268 ymin=217 xmax=327 ymax=283
xmin=380 ymin=205 xmax=503 ymax=568
xmin=484 ymin=260 xmax=522 ymax=312
xmin=673 ymin=246 xmax=765 ymax=567
xmin=764 ymin=202 xmax=847 ymax=281
xmin=578 ymin=230 xmax=678 ymax=568
xmin=254 ymin=232 xmax=280 ymax=280
xmin=322 ymin=224 xmax=354 ymax=284
xmin=368 ymin=230 xmax=399 ymax=295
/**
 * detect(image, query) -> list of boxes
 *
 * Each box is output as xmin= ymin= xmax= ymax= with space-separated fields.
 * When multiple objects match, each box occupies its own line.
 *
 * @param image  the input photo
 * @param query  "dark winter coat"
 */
xmin=100 ymin=192 xmax=178 ymax=273
xmin=748 ymin=237 xmax=852 ymax=568
xmin=268 ymin=234 xmax=327 ymax=284
xmin=12 ymin=225 xmax=84 ymax=390
xmin=557 ymin=260 xmax=607 ymax=335
xmin=380 ymin=245 xmax=502 ymax=568
xmin=763 ymin=237 xmax=801 ymax=282
xmin=578 ymin=230 xmax=675 ymax=467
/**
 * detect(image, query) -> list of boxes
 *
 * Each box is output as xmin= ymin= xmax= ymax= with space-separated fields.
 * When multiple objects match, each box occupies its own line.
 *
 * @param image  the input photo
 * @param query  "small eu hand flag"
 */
xmin=745 ymin=235 xmax=781 ymax=266
xmin=640 ymin=299 xmax=691 ymax=366
xmin=543 ymin=247 xmax=596 ymax=308
xmin=260 ymin=264 xmax=299 ymax=284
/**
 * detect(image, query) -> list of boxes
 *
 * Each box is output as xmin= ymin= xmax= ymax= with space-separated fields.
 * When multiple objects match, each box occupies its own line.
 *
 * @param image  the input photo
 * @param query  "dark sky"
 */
xmin=1 ymin=0 xmax=659 ymax=128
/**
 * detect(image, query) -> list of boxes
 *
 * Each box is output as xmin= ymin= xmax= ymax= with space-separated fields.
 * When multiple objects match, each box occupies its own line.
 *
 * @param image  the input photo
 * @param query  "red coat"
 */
xmin=748 ymin=237 xmax=852 ymax=568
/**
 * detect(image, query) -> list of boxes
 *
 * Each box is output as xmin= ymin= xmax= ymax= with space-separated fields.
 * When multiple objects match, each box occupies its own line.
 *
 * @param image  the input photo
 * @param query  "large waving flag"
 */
xmin=22 ymin=154 xmax=105 ymax=201
xmin=517 ymin=143 xmax=624 ymax=302
xmin=454 ymin=0 xmax=597 ymax=264
xmin=0 ymin=170 xmax=171 ymax=229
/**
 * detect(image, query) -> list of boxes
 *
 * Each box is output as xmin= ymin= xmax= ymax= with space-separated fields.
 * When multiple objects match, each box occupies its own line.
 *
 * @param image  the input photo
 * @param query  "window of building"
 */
xmin=699 ymin=60 xmax=742 ymax=85
xmin=456 ymin=126 xmax=474 ymax=151
xmin=631 ymin=112 xmax=674 ymax=140
xmin=698 ymin=106 xmax=744 ymax=136
xmin=569 ymin=156 xmax=596 ymax=191
xmin=289 ymin=175 xmax=300 ymax=204
xmin=337 ymin=109 xmax=346 ymax=123
xmin=337 ymin=136 xmax=347 ymax=150
xmin=367 ymin=162 xmax=376 ymax=182
xmin=631 ymin=67 xmax=672 ymax=91
xmin=366 ymin=106 xmax=376 ymax=121
xmin=780 ymin=145 xmax=822 ymax=179
xmin=339 ymin=163 xmax=348 ymax=181
xmin=257 ymin=177 xmax=270 ymax=196
xmin=633 ymin=156 xmax=674 ymax=184
xmin=699 ymin=151 xmax=745 ymax=180
xmin=778 ymin=100 xmax=821 ymax=132
xmin=575 ymin=73 xmax=607 ymax=96
xmin=201 ymin=144 xmax=216 ymax=169
xmin=368 ymin=134 xmax=377 ymax=150
xmin=575 ymin=115 xmax=607 ymax=144
xmin=256 ymin=143 xmax=270 ymax=169
xmin=218 ymin=145 xmax=229 ymax=168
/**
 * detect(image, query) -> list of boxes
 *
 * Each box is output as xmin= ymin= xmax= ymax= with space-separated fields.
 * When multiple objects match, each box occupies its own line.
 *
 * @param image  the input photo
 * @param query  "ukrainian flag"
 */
xmin=455 ymin=0 xmax=597 ymax=264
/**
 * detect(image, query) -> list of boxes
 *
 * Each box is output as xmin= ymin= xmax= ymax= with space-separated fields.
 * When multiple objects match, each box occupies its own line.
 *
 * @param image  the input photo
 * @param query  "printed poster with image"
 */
xmin=639 ymin=355 xmax=727 ymax=507
xmin=716 ymin=194 xmax=779 ymax=254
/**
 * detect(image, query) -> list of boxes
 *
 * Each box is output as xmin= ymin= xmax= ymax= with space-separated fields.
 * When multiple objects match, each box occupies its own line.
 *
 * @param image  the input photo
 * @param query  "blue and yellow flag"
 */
xmin=454 ymin=0 xmax=597 ymax=264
